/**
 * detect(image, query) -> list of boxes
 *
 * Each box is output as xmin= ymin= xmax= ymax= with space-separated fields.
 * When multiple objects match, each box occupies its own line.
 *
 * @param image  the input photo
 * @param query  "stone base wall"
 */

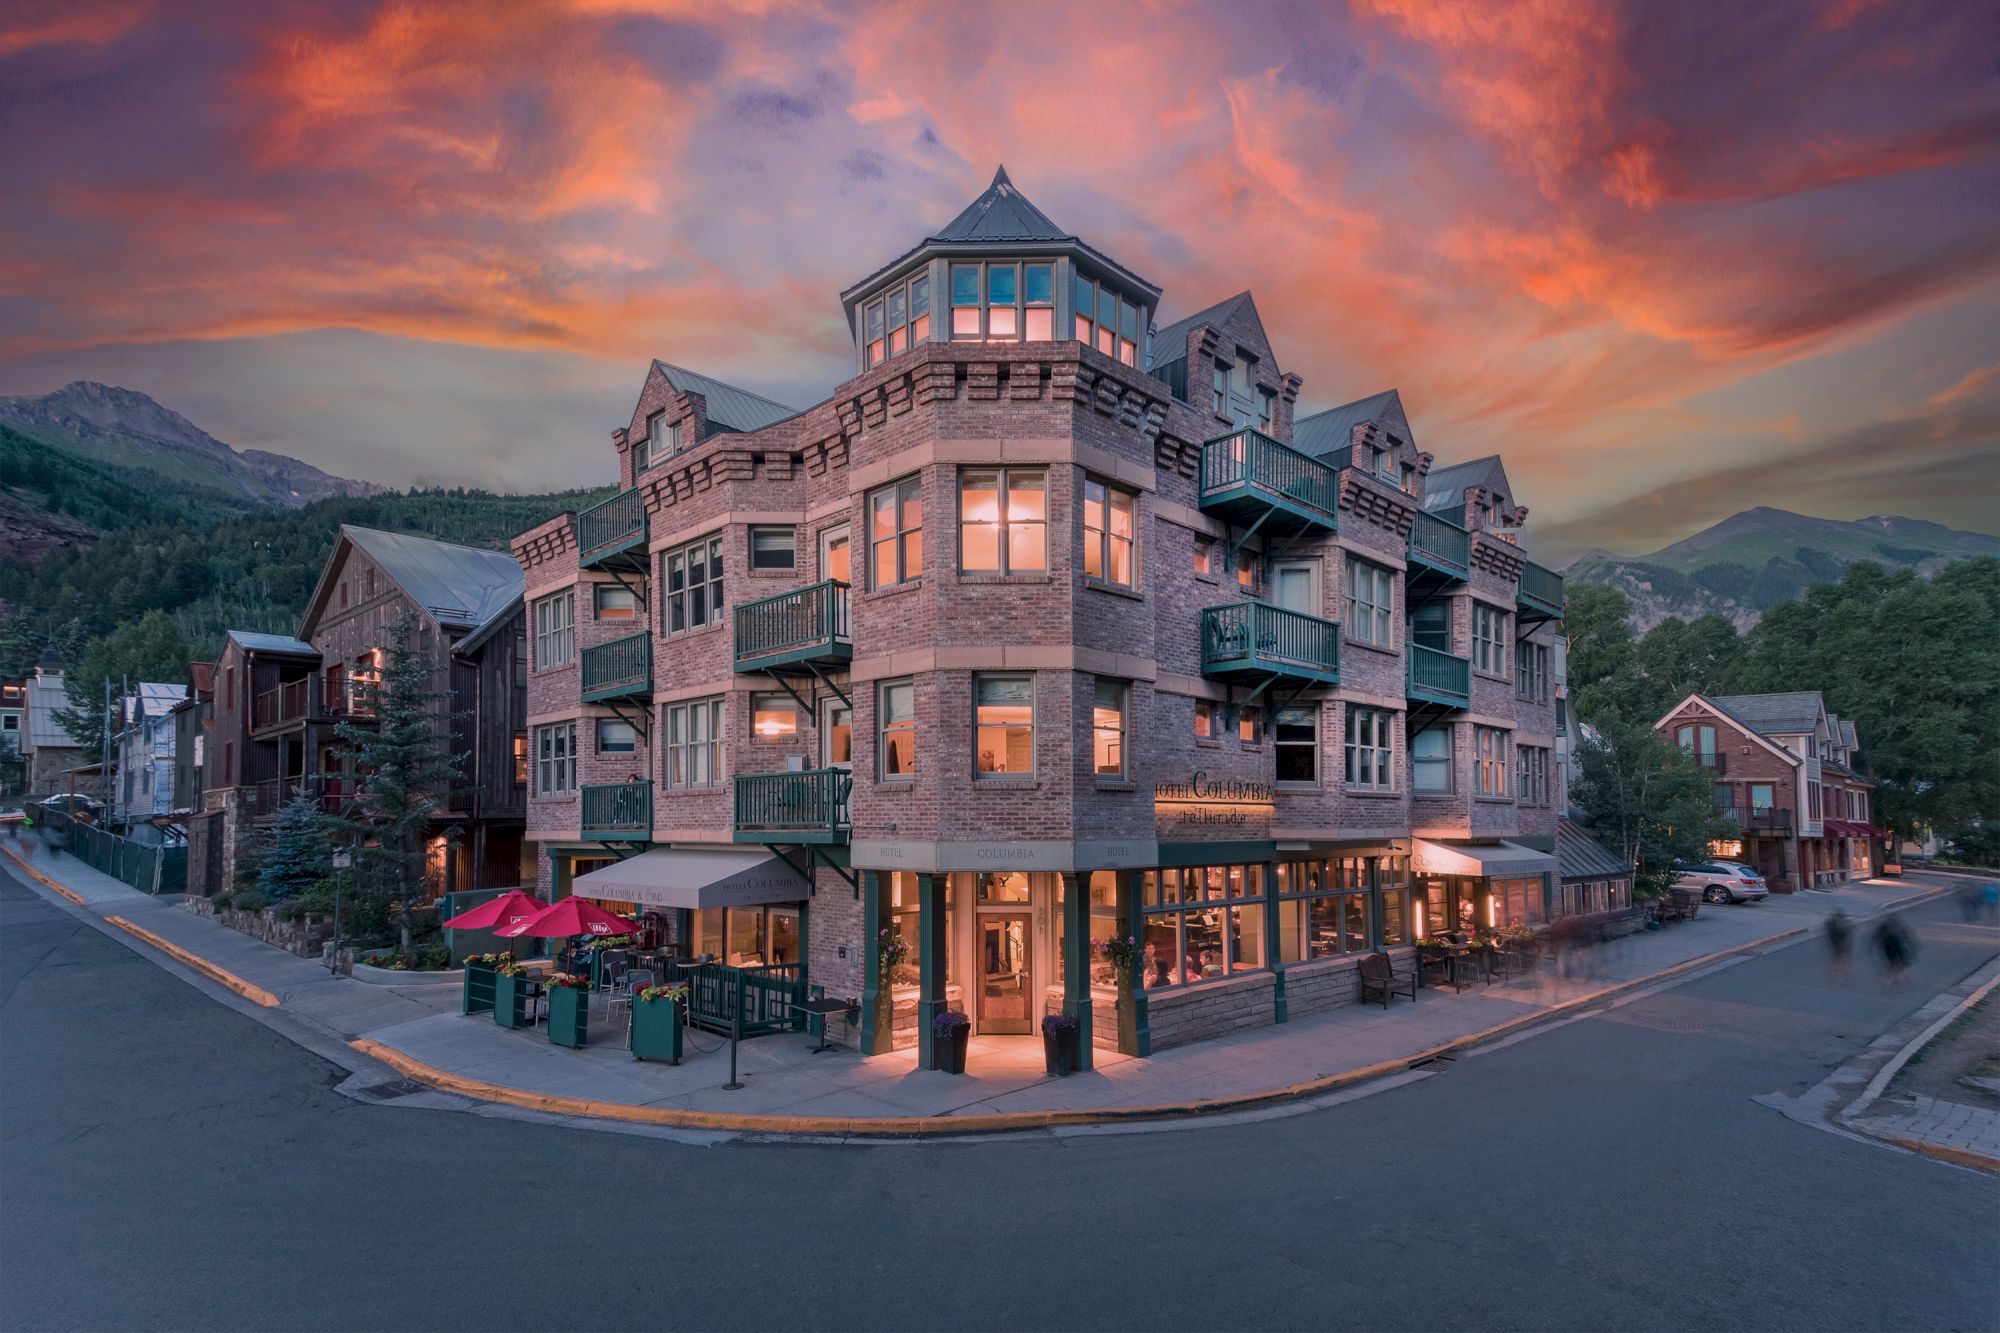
xmin=1146 ymin=972 xmax=1277 ymax=1051
xmin=1283 ymin=955 xmax=1367 ymax=1018
xmin=185 ymin=896 xmax=330 ymax=958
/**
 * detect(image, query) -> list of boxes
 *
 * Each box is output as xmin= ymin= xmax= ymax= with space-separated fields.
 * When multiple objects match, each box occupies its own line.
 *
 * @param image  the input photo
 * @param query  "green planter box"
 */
xmin=462 ymin=962 xmax=497 ymax=1015
xmin=630 ymin=996 xmax=684 ymax=1064
xmin=493 ymin=972 xmax=535 ymax=1030
xmin=547 ymin=985 xmax=589 ymax=1048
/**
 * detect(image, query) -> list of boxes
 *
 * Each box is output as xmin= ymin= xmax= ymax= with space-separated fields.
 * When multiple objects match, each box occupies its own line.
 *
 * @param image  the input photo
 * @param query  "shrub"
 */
xmin=415 ymin=942 xmax=450 ymax=971
xmin=232 ymin=890 xmax=270 ymax=912
xmin=212 ymin=893 xmax=235 ymax=910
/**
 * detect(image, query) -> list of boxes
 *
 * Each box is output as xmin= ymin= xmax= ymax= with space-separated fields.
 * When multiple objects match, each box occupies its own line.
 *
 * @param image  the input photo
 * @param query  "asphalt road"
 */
xmin=3 ymin=864 xmax=1996 ymax=1333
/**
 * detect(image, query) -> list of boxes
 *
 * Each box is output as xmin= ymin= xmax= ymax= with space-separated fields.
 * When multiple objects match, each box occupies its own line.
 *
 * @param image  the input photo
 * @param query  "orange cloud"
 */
xmin=0 ymin=1 xmax=149 ymax=58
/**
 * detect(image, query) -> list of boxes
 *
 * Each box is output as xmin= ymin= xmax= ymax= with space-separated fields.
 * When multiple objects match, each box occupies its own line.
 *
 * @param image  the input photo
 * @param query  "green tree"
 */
xmin=324 ymin=614 xmax=465 ymax=955
xmin=1574 ymin=717 xmax=1727 ymax=899
xmin=52 ymin=610 xmax=195 ymax=768
xmin=257 ymin=788 xmax=333 ymax=901
xmin=1562 ymin=582 xmax=1637 ymax=720
xmin=1629 ymin=614 xmax=1742 ymax=721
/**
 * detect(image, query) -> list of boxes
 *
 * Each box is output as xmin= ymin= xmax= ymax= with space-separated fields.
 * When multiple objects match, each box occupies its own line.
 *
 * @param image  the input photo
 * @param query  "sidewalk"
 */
xmin=4 ymin=836 xmax=1950 ymax=1138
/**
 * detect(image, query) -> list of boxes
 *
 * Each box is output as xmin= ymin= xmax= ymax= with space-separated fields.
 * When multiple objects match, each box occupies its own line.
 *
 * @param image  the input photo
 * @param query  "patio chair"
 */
xmin=607 ymin=968 xmax=652 ymax=1027
xmin=1358 ymin=952 xmax=1415 ymax=1008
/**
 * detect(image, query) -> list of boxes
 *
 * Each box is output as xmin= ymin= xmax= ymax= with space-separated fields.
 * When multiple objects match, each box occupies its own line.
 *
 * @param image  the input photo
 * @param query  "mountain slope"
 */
xmin=1565 ymin=508 xmax=2000 ymax=630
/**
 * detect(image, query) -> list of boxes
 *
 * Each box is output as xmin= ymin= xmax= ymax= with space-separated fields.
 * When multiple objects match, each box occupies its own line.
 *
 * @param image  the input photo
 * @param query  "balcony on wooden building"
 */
xmin=576 ymin=489 xmax=648 ymax=572
xmin=1406 ymin=644 xmax=1472 ymax=710
xmin=733 ymin=768 xmax=852 ymax=845
xmin=733 ymin=580 xmax=852 ymax=675
xmin=250 ymin=677 xmax=319 ymax=734
xmin=581 ymin=780 xmax=653 ymax=841
xmin=1200 ymin=601 xmax=1341 ymax=688
xmin=579 ymin=632 xmax=651 ymax=704
xmin=1198 ymin=429 xmax=1341 ymax=540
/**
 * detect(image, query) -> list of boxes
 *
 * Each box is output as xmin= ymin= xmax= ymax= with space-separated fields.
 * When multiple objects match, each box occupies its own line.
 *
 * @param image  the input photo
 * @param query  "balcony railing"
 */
xmin=252 ymin=776 xmax=349 ymax=817
xmin=1408 ymin=510 xmax=1471 ymax=582
xmin=734 ymin=768 xmax=852 ymax=844
xmin=580 ymin=632 xmax=651 ymax=702
xmin=734 ymin=580 xmax=851 ymax=674
xmin=1406 ymin=644 xmax=1471 ymax=708
xmin=1200 ymin=601 xmax=1341 ymax=685
xmin=1718 ymin=805 xmax=1792 ymax=834
xmin=251 ymin=679 xmax=315 ymax=730
xmin=1198 ymin=429 xmax=1341 ymax=534
xmin=1518 ymin=560 xmax=1565 ymax=619
xmin=581 ymin=781 xmax=653 ymax=841
xmin=577 ymin=489 xmax=647 ymax=569
xmin=1690 ymin=750 xmax=1727 ymax=775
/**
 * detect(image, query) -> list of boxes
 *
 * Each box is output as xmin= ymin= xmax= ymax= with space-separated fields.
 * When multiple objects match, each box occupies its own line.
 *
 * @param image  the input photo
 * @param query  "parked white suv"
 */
xmin=1673 ymin=862 xmax=1770 ymax=904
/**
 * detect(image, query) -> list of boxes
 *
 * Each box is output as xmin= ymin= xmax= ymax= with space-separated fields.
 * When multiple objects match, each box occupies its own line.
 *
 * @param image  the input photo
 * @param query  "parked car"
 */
xmin=1673 ymin=861 xmax=1770 ymax=904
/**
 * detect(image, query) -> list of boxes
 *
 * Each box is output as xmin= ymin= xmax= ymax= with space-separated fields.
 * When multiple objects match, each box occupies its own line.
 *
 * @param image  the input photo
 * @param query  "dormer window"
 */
xmin=638 ymin=411 xmax=682 ymax=469
xmin=947 ymin=262 xmax=1054 ymax=344
xmin=864 ymin=273 xmax=932 ymax=367
xmin=1074 ymin=271 xmax=1139 ymax=365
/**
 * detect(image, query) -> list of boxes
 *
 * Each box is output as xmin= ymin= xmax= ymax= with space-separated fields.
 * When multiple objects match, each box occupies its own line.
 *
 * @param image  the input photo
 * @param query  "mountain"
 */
xmin=1565 ymin=507 xmax=2000 ymax=630
xmin=0 ymin=381 xmax=385 ymax=561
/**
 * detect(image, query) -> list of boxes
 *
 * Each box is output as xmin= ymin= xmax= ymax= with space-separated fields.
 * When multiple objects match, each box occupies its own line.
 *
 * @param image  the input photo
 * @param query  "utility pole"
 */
xmin=101 ymin=675 xmax=112 ymax=818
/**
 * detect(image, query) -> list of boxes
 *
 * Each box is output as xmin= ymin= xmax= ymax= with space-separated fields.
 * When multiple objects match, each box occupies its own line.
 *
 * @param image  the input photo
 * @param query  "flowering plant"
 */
xmin=589 ymin=935 xmax=634 ymax=950
xmin=636 ymin=984 xmax=689 ymax=1004
xmin=496 ymin=962 xmax=529 ymax=978
xmin=1093 ymin=935 xmax=1138 ymax=972
xmin=932 ymin=1009 xmax=970 ymax=1035
xmin=1041 ymin=1012 xmax=1078 ymax=1036
xmin=464 ymin=951 xmax=514 ymax=969
xmin=545 ymin=971 xmax=590 ymax=990
xmin=878 ymin=927 xmax=910 ymax=972
xmin=1415 ymin=936 xmax=1454 ymax=950
xmin=1502 ymin=924 xmax=1535 ymax=947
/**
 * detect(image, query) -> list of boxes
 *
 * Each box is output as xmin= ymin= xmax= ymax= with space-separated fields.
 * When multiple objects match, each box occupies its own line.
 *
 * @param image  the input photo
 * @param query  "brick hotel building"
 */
xmin=512 ymin=168 xmax=1567 ymax=1068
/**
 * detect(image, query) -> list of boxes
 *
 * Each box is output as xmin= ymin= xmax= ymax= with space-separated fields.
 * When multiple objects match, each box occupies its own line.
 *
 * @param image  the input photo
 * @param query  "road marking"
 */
xmin=1 ymin=843 xmax=86 ymax=904
xmin=102 ymin=916 xmax=282 ymax=1008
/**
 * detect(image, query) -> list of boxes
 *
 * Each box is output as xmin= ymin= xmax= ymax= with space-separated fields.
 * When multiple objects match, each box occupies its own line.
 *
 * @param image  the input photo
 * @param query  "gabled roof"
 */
xmin=120 ymin=682 xmax=187 ymax=726
xmin=1423 ymin=454 xmax=1510 ymax=514
xmin=1558 ymin=817 xmax=1633 ymax=881
xmin=1656 ymin=693 xmax=1802 ymax=768
xmin=1838 ymin=719 xmax=1858 ymax=748
xmin=1710 ymin=691 xmax=1827 ymax=737
xmin=933 ymin=165 xmax=1068 ymax=243
xmin=1295 ymin=388 xmax=1402 ymax=459
xmin=652 ymin=360 xmax=800 ymax=435
xmin=24 ymin=674 xmax=80 ymax=750
xmin=340 ymin=526 xmax=523 ymax=634
xmin=227 ymin=630 xmax=317 ymax=657
xmin=1146 ymin=292 xmax=1255 ymax=373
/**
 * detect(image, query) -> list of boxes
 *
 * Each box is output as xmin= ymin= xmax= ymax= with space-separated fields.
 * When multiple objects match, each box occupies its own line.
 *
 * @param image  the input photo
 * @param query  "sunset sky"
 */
xmin=2 ymin=0 xmax=1995 ymax=564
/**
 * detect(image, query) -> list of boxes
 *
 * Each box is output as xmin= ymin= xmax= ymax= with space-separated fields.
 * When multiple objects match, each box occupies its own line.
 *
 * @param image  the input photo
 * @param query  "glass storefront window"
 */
xmin=1142 ymin=913 xmax=1181 ymax=988
xmin=770 ymin=908 xmax=800 ymax=965
xmin=977 ymin=871 xmax=1031 ymax=903
xmin=1380 ymin=888 xmax=1410 ymax=946
xmin=1230 ymin=904 xmax=1265 ymax=970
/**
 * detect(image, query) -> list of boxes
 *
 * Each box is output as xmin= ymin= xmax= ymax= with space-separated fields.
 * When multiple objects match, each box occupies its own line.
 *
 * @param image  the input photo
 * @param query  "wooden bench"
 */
xmin=1358 ymin=952 xmax=1416 ymax=1008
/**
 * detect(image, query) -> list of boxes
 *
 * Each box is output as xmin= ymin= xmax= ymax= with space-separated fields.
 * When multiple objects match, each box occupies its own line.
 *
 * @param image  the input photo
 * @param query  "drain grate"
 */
xmin=353 ymin=1078 xmax=429 ymax=1101
xmin=1408 ymin=1053 xmax=1457 ymax=1072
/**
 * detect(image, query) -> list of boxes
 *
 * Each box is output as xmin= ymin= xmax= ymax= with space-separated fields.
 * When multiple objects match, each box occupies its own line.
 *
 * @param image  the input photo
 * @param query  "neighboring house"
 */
xmin=1653 ymin=690 xmax=1886 ymax=890
xmin=171 ymin=663 xmax=226 ymax=897
xmin=1555 ymin=811 xmax=1635 ymax=917
xmin=0 ymin=675 xmax=24 ymax=795
xmin=21 ymin=644 xmax=93 ymax=797
xmin=110 ymin=682 xmax=188 ymax=829
xmin=510 ymin=166 xmax=1569 ymax=1068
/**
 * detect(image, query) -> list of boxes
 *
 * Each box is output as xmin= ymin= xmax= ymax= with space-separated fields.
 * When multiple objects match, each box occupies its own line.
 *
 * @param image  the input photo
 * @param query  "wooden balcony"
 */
xmin=1406 ymin=644 xmax=1471 ymax=709
xmin=1517 ymin=560 xmax=1565 ymax=620
xmin=576 ymin=489 xmax=648 ymax=572
xmin=581 ymin=781 xmax=653 ymax=841
xmin=1200 ymin=601 xmax=1341 ymax=687
xmin=1198 ymin=429 xmax=1341 ymax=538
xmin=733 ymin=580 xmax=851 ymax=675
xmin=1407 ymin=510 xmax=1471 ymax=588
xmin=733 ymin=768 xmax=851 ymax=845
xmin=579 ymin=632 xmax=651 ymax=703
xmin=1719 ymin=805 xmax=1792 ymax=835
xmin=251 ymin=679 xmax=316 ymax=732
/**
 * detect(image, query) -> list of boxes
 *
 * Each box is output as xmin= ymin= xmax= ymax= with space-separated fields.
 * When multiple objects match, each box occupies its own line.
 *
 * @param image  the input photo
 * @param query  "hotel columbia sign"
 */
xmin=1154 ymin=772 xmax=1277 ymax=829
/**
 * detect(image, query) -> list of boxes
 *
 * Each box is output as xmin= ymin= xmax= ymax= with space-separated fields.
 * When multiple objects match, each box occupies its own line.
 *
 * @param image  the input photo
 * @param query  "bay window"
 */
xmin=958 ymin=469 xmax=1046 ymax=574
xmin=869 ymin=477 xmax=923 ymax=589
xmin=947 ymin=261 xmax=1054 ymax=343
xmin=863 ymin=273 xmax=931 ymax=366
xmin=1073 ymin=270 xmax=1139 ymax=365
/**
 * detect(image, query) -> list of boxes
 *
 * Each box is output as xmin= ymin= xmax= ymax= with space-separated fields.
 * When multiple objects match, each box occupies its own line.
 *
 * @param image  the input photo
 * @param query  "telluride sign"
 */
xmin=1154 ymin=773 xmax=1276 ymax=805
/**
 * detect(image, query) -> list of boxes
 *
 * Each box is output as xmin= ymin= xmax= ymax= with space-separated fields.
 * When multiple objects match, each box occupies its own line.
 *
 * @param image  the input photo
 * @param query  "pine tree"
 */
xmin=258 ymin=787 xmax=332 ymax=900
xmin=324 ymin=613 xmax=467 ymax=955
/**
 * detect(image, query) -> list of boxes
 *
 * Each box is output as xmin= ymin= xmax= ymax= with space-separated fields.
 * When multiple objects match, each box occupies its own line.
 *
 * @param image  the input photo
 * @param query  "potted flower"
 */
xmin=544 ymin=972 xmax=591 ymax=1047
xmin=932 ymin=1009 xmax=970 ymax=1074
xmin=461 ymin=951 xmax=512 ymax=1016
xmin=493 ymin=961 xmax=535 ymax=1030
xmin=631 ymin=983 xmax=688 ymax=1064
xmin=1041 ymin=1011 xmax=1080 ymax=1077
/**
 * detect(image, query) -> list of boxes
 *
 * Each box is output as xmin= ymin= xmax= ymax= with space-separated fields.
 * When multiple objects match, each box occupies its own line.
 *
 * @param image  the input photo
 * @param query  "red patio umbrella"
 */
xmin=440 ymin=889 xmax=542 ymax=932
xmin=495 ymin=896 xmax=633 ymax=939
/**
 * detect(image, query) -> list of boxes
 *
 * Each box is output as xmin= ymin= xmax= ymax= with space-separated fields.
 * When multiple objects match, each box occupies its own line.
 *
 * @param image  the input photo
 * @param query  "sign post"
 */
xmin=329 ymin=849 xmax=353 ymax=977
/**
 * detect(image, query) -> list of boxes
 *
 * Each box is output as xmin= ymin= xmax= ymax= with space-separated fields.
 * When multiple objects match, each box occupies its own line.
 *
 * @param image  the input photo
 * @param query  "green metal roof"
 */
xmin=1295 ymin=388 xmax=1402 ymax=459
xmin=653 ymin=360 xmax=800 ymax=435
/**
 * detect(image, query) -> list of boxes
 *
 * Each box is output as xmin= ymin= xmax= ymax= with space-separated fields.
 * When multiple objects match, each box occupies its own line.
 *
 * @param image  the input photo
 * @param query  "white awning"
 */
xmin=1412 ymin=839 xmax=1559 ymax=879
xmin=571 ymin=847 xmax=811 ymax=910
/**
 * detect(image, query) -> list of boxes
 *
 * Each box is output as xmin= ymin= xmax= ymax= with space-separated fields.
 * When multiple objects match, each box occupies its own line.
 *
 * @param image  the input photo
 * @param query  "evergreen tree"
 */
xmin=1574 ymin=716 xmax=1727 ymax=899
xmin=324 ymin=614 xmax=465 ymax=955
xmin=258 ymin=788 xmax=332 ymax=901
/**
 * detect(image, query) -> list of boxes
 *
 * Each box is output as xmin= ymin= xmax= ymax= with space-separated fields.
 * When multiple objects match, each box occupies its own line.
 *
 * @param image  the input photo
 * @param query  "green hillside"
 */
xmin=1 ymin=423 xmax=253 ymax=533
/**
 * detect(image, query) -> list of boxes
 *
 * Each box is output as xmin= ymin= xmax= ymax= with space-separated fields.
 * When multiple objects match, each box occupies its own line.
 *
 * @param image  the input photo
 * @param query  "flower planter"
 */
xmin=1042 ymin=1026 xmax=1078 ymax=1077
xmin=630 ymin=997 xmax=684 ymax=1064
xmin=493 ymin=972 xmax=535 ymax=1030
xmin=462 ymin=961 xmax=497 ymax=1015
xmin=547 ymin=985 xmax=588 ymax=1048
xmin=935 ymin=1022 xmax=970 ymax=1074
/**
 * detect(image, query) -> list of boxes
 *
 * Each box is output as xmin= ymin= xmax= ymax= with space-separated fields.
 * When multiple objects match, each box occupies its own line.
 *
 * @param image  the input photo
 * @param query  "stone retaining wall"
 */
xmin=184 ymin=896 xmax=330 ymax=959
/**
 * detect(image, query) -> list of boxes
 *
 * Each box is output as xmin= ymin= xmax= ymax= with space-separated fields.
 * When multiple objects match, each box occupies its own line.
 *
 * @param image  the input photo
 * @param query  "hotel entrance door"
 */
xmin=977 ymin=913 xmax=1032 ymax=1034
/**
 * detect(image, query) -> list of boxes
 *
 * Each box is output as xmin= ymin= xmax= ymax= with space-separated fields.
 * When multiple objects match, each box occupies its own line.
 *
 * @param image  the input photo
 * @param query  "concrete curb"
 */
xmin=1870 ymin=1137 xmax=2000 ymax=1174
xmin=1845 ymin=960 xmax=2000 ymax=1119
xmin=353 ymin=925 xmax=1814 ymax=1139
xmin=101 ymin=915 xmax=283 ymax=1009
xmin=2 ymin=843 xmax=86 ymax=905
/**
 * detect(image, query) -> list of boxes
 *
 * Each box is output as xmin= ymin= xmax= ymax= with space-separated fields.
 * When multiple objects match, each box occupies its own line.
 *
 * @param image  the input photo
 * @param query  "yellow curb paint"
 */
xmin=1877 ymin=1137 xmax=2000 ymax=1175
xmin=351 ymin=927 xmax=1809 ymax=1138
xmin=103 ymin=916 xmax=281 ymax=1008
xmin=1 ymin=843 xmax=86 ymax=904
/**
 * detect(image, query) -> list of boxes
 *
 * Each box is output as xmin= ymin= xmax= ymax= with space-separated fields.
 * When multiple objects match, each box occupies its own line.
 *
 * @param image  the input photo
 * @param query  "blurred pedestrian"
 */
xmin=1960 ymin=882 xmax=1984 ymax=924
xmin=1824 ymin=909 xmax=1852 ymax=981
xmin=1982 ymin=881 xmax=2000 ymax=925
xmin=1872 ymin=914 xmax=1913 ymax=987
